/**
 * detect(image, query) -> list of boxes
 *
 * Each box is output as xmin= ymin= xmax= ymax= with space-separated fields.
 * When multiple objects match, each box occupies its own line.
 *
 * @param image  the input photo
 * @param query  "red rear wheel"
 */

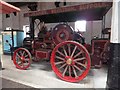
xmin=51 ymin=41 xmax=91 ymax=82
xmin=13 ymin=48 xmax=32 ymax=70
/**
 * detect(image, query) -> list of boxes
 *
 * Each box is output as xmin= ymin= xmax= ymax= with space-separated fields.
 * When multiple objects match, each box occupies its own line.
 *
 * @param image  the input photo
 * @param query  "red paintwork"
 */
xmin=100 ymin=41 xmax=110 ymax=63
xmin=91 ymin=39 xmax=109 ymax=68
xmin=24 ymin=2 xmax=112 ymax=17
xmin=13 ymin=23 xmax=110 ymax=82
xmin=35 ymin=49 xmax=51 ymax=59
xmin=13 ymin=48 xmax=31 ymax=70
xmin=51 ymin=41 xmax=91 ymax=82
xmin=52 ymin=24 xmax=73 ymax=45
xmin=32 ymin=41 xmax=45 ymax=49
xmin=84 ymin=44 xmax=92 ymax=53
xmin=0 ymin=1 xmax=20 ymax=14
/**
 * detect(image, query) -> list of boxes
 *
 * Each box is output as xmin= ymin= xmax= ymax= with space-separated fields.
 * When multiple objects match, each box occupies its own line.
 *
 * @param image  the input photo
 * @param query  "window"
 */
xmin=75 ymin=20 xmax=86 ymax=32
xmin=6 ymin=27 xmax=11 ymax=30
xmin=23 ymin=25 xmax=30 ymax=38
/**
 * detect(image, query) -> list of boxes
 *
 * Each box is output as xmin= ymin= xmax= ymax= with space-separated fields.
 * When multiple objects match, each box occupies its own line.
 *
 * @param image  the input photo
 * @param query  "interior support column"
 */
xmin=107 ymin=1 xmax=120 ymax=90
xmin=101 ymin=15 xmax=105 ymax=38
xmin=29 ymin=17 xmax=34 ymax=39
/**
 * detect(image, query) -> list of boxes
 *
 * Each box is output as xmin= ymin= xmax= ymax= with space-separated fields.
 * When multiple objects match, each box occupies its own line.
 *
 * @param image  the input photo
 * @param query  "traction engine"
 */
xmin=12 ymin=23 xmax=109 ymax=82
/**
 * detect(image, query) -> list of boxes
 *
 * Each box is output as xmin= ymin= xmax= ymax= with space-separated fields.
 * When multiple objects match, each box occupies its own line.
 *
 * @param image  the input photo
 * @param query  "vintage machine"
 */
xmin=12 ymin=2 xmax=112 ymax=82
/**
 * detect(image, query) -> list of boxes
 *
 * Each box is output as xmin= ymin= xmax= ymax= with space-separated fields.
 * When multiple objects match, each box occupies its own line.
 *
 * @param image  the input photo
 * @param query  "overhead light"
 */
xmin=13 ymin=12 xmax=17 ymax=16
xmin=6 ymin=14 xmax=10 ymax=18
xmin=54 ymin=2 xmax=60 ymax=7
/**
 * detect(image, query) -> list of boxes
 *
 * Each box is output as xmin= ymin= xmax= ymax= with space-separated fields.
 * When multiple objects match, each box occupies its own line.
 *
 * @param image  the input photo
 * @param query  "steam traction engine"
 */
xmin=12 ymin=2 xmax=112 ymax=83
xmin=13 ymin=23 xmax=91 ymax=82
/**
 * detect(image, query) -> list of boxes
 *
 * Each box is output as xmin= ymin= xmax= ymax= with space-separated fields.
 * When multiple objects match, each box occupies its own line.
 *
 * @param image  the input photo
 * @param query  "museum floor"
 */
xmin=1 ymin=55 xmax=108 ymax=89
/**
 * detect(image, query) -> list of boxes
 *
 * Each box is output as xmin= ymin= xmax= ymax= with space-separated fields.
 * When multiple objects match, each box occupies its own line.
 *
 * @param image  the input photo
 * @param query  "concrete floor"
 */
xmin=2 ymin=78 xmax=33 ymax=88
xmin=0 ymin=55 xmax=108 ymax=89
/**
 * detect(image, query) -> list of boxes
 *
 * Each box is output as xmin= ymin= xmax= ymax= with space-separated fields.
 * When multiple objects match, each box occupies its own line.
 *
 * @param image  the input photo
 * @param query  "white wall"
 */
xmin=0 ymin=14 xmax=2 ymax=31
xmin=84 ymin=8 xmax=112 ymax=44
xmin=105 ymin=8 xmax=112 ymax=28
xmin=18 ymin=6 xmax=30 ymax=30
xmin=0 ymin=14 xmax=3 ymax=54
xmin=118 ymin=1 xmax=120 ymax=43
xmin=110 ymin=1 xmax=119 ymax=43
xmin=2 ymin=5 xmax=29 ymax=30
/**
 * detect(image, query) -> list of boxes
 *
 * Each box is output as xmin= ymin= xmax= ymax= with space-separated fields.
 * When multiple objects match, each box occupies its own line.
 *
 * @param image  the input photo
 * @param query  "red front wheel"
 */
xmin=13 ymin=48 xmax=32 ymax=70
xmin=51 ymin=41 xmax=91 ymax=82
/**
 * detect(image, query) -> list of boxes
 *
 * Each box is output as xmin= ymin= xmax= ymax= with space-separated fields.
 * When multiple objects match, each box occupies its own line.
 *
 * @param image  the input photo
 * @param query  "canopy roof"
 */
xmin=24 ymin=2 xmax=112 ymax=23
xmin=0 ymin=1 xmax=20 ymax=14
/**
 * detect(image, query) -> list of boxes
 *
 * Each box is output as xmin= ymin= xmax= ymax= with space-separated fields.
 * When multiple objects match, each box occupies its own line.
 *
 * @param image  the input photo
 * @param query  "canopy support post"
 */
xmin=106 ymin=1 xmax=120 ymax=90
xmin=101 ymin=15 xmax=106 ymax=38
xmin=29 ymin=17 xmax=34 ymax=40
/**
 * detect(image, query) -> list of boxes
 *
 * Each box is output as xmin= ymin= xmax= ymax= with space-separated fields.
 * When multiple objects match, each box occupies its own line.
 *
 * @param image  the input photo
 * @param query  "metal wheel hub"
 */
xmin=21 ymin=57 xmax=25 ymax=60
xmin=59 ymin=32 xmax=66 ymax=39
xmin=66 ymin=58 xmax=72 ymax=65
xmin=65 ymin=56 xmax=74 ymax=65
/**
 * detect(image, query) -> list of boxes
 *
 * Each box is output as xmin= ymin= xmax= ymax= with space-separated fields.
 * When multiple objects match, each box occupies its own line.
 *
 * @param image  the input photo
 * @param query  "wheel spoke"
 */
xmin=19 ymin=50 xmax=23 ymax=56
xmin=21 ymin=60 xmax=24 ymax=67
xmin=24 ymin=58 xmax=30 ymax=61
xmin=74 ymin=57 xmax=86 ymax=62
xmin=69 ymin=66 xmax=71 ymax=76
xmin=57 ymin=50 xmax=65 ymax=57
xmin=24 ymin=58 xmax=30 ymax=63
xmin=62 ymin=46 xmax=68 ymax=56
xmin=59 ymin=63 xmax=67 ymax=69
xmin=22 ymin=51 xmax=25 ymax=56
xmin=74 ymin=65 xmax=82 ymax=72
xmin=16 ymin=53 xmax=21 ymax=58
xmin=74 ymin=50 xmax=83 ymax=58
xmin=85 ymin=61 xmax=87 ymax=66
xmin=23 ymin=59 xmax=28 ymax=66
xmin=25 ymin=54 xmax=29 ymax=58
xmin=56 ymin=56 xmax=65 ymax=61
xmin=16 ymin=57 xmax=21 ymax=62
xmin=71 ymin=46 xmax=77 ymax=58
xmin=62 ymin=65 xmax=68 ymax=77
xmin=16 ymin=56 xmax=19 ymax=61
xmin=55 ymin=61 xmax=65 ymax=65
xmin=76 ymin=62 xmax=87 ymax=69
xmin=68 ymin=44 xmax=71 ymax=56
xmin=72 ymin=66 xmax=78 ymax=78
xmin=18 ymin=61 xmax=22 ymax=65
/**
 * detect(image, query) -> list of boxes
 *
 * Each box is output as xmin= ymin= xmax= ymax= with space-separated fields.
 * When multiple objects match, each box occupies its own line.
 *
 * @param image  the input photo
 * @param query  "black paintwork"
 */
xmin=107 ymin=43 xmax=120 ymax=90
